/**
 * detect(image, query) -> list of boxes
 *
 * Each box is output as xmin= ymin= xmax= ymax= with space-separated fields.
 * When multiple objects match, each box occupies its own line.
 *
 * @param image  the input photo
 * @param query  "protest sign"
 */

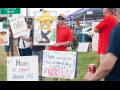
xmin=33 ymin=11 xmax=57 ymax=46
xmin=0 ymin=29 xmax=9 ymax=46
xmin=8 ymin=14 xmax=28 ymax=38
xmin=41 ymin=50 xmax=78 ymax=79
xmin=92 ymin=22 xmax=99 ymax=51
xmin=7 ymin=56 xmax=38 ymax=81
xmin=77 ymin=43 xmax=89 ymax=52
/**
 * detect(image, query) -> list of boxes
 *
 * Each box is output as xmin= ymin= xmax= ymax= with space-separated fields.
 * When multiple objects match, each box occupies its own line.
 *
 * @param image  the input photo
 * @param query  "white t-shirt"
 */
xmin=19 ymin=29 xmax=32 ymax=49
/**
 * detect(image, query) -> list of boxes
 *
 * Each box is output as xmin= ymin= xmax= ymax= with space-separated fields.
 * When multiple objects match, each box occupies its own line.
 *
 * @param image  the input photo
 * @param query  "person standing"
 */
xmin=95 ymin=8 xmax=117 ymax=64
xmin=20 ymin=11 xmax=47 ymax=80
xmin=48 ymin=13 xmax=73 ymax=81
xmin=18 ymin=20 xmax=32 ymax=56
xmin=4 ymin=22 xmax=14 ymax=57
xmin=94 ymin=8 xmax=117 ymax=81
xmin=84 ymin=8 xmax=120 ymax=81
xmin=74 ymin=20 xmax=82 ymax=43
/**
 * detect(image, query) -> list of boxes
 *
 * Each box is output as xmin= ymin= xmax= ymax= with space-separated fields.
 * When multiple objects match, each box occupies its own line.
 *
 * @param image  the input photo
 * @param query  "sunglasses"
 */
xmin=27 ymin=23 xmax=32 ymax=25
xmin=58 ymin=17 xmax=65 ymax=20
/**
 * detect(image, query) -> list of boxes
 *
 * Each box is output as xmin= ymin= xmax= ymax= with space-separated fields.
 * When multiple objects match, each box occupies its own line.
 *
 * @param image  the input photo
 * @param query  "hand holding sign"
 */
xmin=20 ymin=36 xmax=24 ymax=40
xmin=8 ymin=14 xmax=28 ymax=38
xmin=54 ymin=43 xmax=61 ymax=47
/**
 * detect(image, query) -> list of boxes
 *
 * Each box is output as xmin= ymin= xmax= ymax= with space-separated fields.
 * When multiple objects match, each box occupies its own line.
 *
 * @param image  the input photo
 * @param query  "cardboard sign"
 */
xmin=41 ymin=50 xmax=78 ymax=79
xmin=92 ymin=22 xmax=99 ymax=51
xmin=7 ymin=56 xmax=38 ymax=81
xmin=0 ymin=29 xmax=9 ymax=46
xmin=77 ymin=43 xmax=89 ymax=52
xmin=8 ymin=14 xmax=28 ymax=38
xmin=33 ymin=11 xmax=57 ymax=46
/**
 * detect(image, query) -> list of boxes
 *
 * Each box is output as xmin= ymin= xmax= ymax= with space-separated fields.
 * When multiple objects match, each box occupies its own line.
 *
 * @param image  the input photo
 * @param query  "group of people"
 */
xmin=4 ymin=19 xmax=46 ymax=80
xmin=2 ymin=8 xmax=120 ymax=81
xmin=3 ymin=10 xmax=73 ymax=81
xmin=84 ymin=8 xmax=120 ymax=81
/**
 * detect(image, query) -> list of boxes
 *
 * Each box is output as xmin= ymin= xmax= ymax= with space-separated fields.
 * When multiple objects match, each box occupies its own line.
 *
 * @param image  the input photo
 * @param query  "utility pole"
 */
xmin=26 ymin=8 xmax=28 ymax=23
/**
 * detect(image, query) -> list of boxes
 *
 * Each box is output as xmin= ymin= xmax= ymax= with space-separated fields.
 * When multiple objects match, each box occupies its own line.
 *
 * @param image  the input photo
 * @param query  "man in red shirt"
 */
xmin=94 ymin=8 xmax=117 ymax=81
xmin=48 ymin=13 xmax=73 ymax=81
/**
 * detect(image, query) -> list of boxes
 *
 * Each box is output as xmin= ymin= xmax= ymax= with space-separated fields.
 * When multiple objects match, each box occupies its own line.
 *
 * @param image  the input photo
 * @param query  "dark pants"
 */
xmin=19 ymin=47 xmax=32 ymax=56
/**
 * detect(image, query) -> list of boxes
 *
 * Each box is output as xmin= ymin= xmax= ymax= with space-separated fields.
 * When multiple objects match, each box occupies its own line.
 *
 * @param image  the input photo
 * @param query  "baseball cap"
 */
xmin=58 ymin=13 xmax=66 ymax=19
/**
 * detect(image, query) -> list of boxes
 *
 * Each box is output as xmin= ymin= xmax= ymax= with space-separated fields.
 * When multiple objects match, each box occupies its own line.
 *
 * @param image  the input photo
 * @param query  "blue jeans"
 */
xmin=19 ymin=47 xmax=32 ymax=56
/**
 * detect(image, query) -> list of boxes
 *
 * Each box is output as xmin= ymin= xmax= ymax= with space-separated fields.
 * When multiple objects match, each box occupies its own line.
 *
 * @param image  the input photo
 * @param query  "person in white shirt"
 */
xmin=18 ymin=20 xmax=33 ymax=56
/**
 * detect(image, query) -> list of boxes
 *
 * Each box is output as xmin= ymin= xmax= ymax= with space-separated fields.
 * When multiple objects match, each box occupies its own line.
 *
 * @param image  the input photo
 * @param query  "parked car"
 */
xmin=81 ymin=27 xmax=92 ymax=42
xmin=80 ymin=24 xmax=91 ymax=28
xmin=81 ymin=27 xmax=92 ymax=35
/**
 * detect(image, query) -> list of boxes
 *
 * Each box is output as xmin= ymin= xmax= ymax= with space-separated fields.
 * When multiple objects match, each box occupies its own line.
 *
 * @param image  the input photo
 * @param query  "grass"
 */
xmin=0 ymin=46 xmax=98 ymax=81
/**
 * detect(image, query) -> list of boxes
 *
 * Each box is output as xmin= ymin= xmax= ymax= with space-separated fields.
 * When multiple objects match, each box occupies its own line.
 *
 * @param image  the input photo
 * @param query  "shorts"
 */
xmin=32 ymin=50 xmax=43 ymax=62
xmin=4 ymin=45 xmax=14 ymax=52
xmin=100 ymin=54 xmax=106 ymax=63
xmin=19 ymin=47 xmax=32 ymax=56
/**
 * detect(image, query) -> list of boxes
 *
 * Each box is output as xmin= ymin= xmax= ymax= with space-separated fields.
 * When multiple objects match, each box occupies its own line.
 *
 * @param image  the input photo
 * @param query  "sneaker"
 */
xmin=39 ymin=76 xmax=45 ymax=80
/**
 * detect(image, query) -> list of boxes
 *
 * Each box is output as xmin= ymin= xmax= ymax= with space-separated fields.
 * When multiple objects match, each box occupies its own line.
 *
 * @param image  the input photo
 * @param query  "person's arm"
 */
xmin=91 ymin=33 xmax=94 ymax=38
xmin=84 ymin=53 xmax=117 ymax=81
xmin=21 ymin=36 xmax=32 ymax=42
xmin=74 ymin=27 xmax=76 ymax=34
xmin=94 ymin=27 xmax=101 ymax=33
xmin=54 ymin=41 xmax=72 ymax=47
xmin=45 ymin=46 xmax=49 ymax=50
xmin=30 ymin=42 xmax=33 ymax=49
xmin=94 ymin=17 xmax=108 ymax=33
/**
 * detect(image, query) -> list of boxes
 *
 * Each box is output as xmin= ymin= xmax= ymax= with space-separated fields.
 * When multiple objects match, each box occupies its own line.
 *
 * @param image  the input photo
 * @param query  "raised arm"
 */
xmin=21 ymin=36 xmax=32 ymax=42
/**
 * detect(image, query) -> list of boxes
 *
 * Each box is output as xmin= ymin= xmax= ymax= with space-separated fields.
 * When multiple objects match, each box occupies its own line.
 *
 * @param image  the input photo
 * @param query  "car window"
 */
xmin=82 ymin=27 xmax=92 ymax=32
xmin=87 ymin=28 xmax=92 ymax=32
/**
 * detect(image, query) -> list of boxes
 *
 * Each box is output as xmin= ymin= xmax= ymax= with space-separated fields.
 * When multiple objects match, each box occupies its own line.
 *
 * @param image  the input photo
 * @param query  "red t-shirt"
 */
xmin=49 ymin=24 xmax=73 ymax=51
xmin=96 ymin=14 xmax=117 ymax=54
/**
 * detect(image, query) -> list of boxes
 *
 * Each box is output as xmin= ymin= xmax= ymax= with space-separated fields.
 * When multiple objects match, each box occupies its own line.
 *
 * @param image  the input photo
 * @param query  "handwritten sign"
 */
xmin=7 ymin=56 xmax=38 ymax=81
xmin=92 ymin=22 xmax=99 ymax=51
xmin=0 ymin=29 xmax=9 ymax=46
xmin=8 ymin=14 xmax=28 ymax=38
xmin=33 ymin=11 xmax=57 ymax=46
xmin=41 ymin=50 xmax=78 ymax=79
xmin=77 ymin=43 xmax=89 ymax=52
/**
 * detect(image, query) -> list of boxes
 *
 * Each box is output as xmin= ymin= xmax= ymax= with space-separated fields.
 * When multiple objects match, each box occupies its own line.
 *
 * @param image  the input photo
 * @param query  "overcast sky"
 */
xmin=20 ymin=8 xmax=81 ymax=16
